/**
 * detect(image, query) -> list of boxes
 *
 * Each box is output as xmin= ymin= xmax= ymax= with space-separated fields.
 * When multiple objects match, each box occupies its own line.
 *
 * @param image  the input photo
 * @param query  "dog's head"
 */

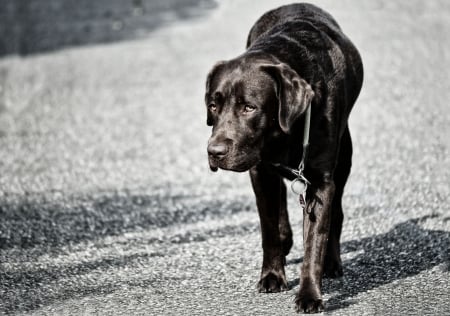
xmin=205 ymin=55 xmax=314 ymax=172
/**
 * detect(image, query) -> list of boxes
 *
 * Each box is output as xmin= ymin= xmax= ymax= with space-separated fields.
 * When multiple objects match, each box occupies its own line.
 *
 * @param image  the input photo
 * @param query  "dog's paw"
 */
xmin=295 ymin=283 xmax=324 ymax=313
xmin=323 ymin=256 xmax=343 ymax=278
xmin=258 ymin=271 xmax=288 ymax=293
xmin=295 ymin=294 xmax=324 ymax=314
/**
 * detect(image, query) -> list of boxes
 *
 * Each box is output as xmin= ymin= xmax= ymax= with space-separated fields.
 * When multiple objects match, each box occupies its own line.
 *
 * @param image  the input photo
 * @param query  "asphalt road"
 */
xmin=0 ymin=0 xmax=449 ymax=315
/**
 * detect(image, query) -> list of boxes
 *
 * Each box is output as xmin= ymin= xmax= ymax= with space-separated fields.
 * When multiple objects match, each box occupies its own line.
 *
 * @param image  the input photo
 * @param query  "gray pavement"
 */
xmin=0 ymin=0 xmax=449 ymax=315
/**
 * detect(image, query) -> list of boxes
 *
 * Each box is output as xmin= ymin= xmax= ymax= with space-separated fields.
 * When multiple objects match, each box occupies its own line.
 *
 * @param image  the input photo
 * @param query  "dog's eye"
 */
xmin=208 ymin=103 xmax=217 ymax=111
xmin=243 ymin=104 xmax=256 ymax=113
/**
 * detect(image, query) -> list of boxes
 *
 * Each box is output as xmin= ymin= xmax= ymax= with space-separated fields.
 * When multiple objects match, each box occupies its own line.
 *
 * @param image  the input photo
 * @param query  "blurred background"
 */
xmin=0 ymin=0 xmax=217 ymax=55
xmin=0 ymin=0 xmax=449 ymax=315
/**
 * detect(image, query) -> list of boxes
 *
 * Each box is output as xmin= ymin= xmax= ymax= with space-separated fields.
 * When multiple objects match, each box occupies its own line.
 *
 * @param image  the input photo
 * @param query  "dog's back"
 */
xmin=247 ymin=3 xmax=341 ymax=47
xmin=246 ymin=3 xmax=363 ymax=115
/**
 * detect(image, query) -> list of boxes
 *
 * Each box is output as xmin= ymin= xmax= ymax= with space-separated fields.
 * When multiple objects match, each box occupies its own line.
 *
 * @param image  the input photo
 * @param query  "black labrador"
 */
xmin=204 ymin=3 xmax=363 ymax=313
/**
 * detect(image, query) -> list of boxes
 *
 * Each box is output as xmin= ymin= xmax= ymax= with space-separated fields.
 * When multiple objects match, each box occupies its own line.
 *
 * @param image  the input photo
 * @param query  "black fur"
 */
xmin=205 ymin=3 xmax=363 ymax=313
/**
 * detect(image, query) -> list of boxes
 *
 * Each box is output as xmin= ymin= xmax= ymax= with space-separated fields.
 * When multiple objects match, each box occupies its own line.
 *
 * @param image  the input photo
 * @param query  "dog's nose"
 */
xmin=207 ymin=143 xmax=228 ymax=158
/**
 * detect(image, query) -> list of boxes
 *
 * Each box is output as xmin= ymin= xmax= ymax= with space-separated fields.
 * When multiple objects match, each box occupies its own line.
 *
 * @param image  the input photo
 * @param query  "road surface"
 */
xmin=0 ymin=0 xmax=449 ymax=315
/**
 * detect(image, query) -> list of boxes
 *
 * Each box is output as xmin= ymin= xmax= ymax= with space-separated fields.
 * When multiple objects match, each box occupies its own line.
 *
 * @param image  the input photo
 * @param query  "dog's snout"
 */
xmin=207 ymin=142 xmax=229 ymax=158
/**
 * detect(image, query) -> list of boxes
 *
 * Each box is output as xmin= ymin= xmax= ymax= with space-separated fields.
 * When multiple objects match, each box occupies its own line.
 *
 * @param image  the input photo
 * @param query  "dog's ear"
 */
xmin=260 ymin=63 xmax=314 ymax=134
xmin=205 ymin=61 xmax=227 ymax=126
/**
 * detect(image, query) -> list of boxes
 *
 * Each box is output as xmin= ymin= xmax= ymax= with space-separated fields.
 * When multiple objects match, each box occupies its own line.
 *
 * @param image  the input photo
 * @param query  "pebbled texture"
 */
xmin=0 ymin=0 xmax=449 ymax=315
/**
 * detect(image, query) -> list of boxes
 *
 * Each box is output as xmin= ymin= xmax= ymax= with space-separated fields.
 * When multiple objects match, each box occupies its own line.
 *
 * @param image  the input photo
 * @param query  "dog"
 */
xmin=204 ymin=3 xmax=363 ymax=313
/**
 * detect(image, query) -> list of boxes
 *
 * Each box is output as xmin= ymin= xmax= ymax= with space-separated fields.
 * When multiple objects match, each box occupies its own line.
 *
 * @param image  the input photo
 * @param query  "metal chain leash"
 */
xmin=290 ymin=103 xmax=311 ymax=208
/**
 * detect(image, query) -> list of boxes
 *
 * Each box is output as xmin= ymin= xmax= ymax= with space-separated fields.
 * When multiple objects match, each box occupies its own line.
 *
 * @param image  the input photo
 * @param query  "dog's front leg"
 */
xmin=296 ymin=177 xmax=335 ymax=313
xmin=250 ymin=164 xmax=288 ymax=293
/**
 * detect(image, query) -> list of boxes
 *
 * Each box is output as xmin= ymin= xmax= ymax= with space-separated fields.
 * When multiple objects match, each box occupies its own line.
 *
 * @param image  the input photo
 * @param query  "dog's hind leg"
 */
xmin=324 ymin=125 xmax=352 ymax=278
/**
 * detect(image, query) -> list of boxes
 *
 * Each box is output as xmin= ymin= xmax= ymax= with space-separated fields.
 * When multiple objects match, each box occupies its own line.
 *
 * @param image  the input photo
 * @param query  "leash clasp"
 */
xmin=290 ymin=168 xmax=310 ymax=209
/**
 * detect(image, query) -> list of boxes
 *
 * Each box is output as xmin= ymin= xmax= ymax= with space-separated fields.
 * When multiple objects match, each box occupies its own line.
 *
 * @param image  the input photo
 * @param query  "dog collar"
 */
xmin=271 ymin=103 xmax=311 ymax=200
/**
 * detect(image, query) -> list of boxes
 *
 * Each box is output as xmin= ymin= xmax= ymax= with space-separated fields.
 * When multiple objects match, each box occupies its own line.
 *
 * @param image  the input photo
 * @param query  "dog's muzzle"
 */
xmin=207 ymin=142 xmax=229 ymax=172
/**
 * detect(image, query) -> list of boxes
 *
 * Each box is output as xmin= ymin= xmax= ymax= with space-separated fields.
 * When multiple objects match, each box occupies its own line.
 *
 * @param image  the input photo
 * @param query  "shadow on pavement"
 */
xmin=0 ymin=0 xmax=217 ymax=57
xmin=322 ymin=216 xmax=450 ymax=311
xmin=0 ymin=191 xmax=252 ymax=251
xmin=286 ymin=216 xmax=449 ymax=310
xmin=0 ymin=191 xmax=254 ymax=313
xmin=0 ymin=202 xmax=448 ymax=313
xmin=0 ymin=251 xmax=171 ymax=313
